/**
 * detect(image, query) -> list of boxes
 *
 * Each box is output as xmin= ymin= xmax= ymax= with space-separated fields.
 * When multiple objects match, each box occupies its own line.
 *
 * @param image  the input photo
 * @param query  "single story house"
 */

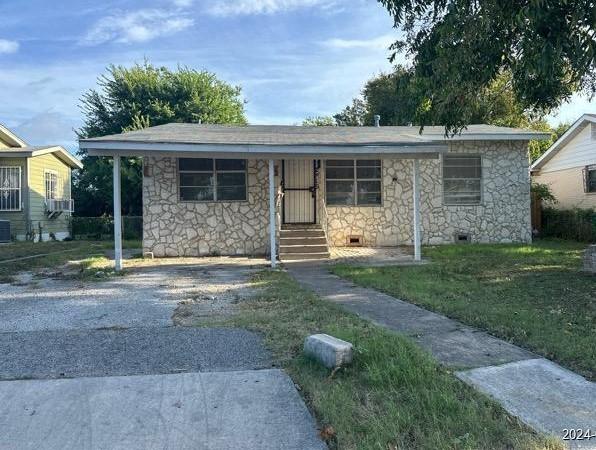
xmin=531 ymin=114 xmax=596 ymax=208
xmin=0 ymin=124 xmax=82 ymax=241
xmin=79 ymin=123 xmax=548 ymax=268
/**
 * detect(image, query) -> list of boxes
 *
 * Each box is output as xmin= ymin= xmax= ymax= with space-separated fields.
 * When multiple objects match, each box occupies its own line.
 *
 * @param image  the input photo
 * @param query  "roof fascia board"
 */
xmin=81 ymin=141 xmax=448 ymax=158
xmin=0 ymin=124 xmax=28 ymax=147
xmin=446 ymin=133 xmax=551 ymax=141
xmin=87 ymin=149 xmax=443 ymax=160
xmin=0 ymin=146 xmax=83 ymax=169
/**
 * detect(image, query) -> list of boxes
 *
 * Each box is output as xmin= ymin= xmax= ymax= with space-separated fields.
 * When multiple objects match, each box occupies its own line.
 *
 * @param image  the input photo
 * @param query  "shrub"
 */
xmin=541 ymin=207 xmax=596 ymax=242
xmin=71 ymin=216 xmax=142 ymax=240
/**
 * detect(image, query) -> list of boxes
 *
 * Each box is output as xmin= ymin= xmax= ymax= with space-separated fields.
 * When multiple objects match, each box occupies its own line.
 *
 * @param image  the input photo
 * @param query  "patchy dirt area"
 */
xmin=0 ymin=257 xmax=268 ymax=332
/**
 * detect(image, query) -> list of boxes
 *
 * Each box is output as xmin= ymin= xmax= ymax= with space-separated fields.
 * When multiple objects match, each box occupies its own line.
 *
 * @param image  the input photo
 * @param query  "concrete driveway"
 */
xmin=0 ymin=257 xmax=326 ymax=450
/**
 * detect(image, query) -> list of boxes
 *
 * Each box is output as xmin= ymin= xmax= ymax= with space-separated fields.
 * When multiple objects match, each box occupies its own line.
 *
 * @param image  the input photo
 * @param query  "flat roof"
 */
xmin=79 ymin=123 xmax=550 ymax=159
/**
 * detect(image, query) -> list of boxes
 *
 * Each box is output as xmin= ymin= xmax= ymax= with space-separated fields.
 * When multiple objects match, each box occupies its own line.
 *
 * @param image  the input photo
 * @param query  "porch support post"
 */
xmin=113 ymin=154 xmax=123 ymax=271
xmin=412 ymin=159 xmax=422 ymax=261
xmin=268 ymin=159 xmax=277 ymax=268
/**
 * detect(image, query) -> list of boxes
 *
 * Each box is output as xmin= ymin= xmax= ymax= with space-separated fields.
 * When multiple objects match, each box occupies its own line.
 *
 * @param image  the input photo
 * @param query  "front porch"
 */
xmin=79 ymin=123 xmax=453 ymax=270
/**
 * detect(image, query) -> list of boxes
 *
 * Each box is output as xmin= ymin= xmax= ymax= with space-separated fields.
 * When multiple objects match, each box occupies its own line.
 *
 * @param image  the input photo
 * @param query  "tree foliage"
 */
xmin=75 ymin=62 xmax=247 ymax=216
xmin=336 ymin=67 xmax=551 ymax=127
xmin=377 ymin=0 xmax=596 ymax=132
xmin=302 ymin=116 xmax=337 ymax=126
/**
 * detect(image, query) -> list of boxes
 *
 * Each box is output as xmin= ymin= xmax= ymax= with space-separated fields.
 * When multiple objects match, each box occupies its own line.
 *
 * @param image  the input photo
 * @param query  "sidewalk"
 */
xmin=288 ymin=263 xmax=596 ymax=449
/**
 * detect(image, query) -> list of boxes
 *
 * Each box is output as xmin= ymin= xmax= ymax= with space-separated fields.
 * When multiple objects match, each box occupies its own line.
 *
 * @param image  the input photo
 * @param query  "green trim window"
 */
xmin=443 ymin=155 xmax=482 ymax=205
xmin=179 ymin=158 xmax=247 ymax=202
xmin=0 ymin=166 xmax=21 ymax=211
xmin=326 ymin=160 xmax=382 ymax=206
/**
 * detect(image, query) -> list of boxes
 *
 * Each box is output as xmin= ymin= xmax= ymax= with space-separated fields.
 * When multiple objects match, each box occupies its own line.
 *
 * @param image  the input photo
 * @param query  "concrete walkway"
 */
xmin=288 ymin=264 xmax=596 ymax=449
xmin=0 ymin=369 xmax=325 ymax=450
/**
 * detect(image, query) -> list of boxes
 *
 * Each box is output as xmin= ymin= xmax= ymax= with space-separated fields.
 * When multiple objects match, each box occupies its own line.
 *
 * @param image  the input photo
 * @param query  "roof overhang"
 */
xmin=531 ymin=114 xmax=596 ymax=172
xmin=0 ymin=146 xmax=83 ymax=169
xmin=0 ymin=124 xmax=28 ymax=148
xmin=80 ymin=140 xmax=448 ymax=159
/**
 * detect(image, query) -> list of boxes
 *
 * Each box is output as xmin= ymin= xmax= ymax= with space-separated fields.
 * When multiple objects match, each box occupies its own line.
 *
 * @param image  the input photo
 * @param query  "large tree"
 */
xmin=377 ymin=0 xmax=595 ymax=132
xmin=75 ymin=62 xmax=247 ymax=216
xmin=335 ymin=67 xmax=545 ymax=128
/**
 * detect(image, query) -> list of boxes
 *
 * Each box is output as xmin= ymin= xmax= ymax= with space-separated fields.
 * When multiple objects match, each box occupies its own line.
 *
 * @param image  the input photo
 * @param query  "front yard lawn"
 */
xmin=212 ymin=270 xmax=560 ymax=449
xmin=332 ymin=240 xmax=596 ymax=380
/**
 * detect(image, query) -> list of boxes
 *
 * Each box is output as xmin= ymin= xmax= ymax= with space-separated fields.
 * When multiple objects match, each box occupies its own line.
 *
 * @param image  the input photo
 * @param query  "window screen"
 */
xmin=326 ymin=160 xmax=382 ymax=206
xmin=179 ymin=158 xmax=246 ymax=202
xmin=443 ymin=155 xmax=482 ymax=205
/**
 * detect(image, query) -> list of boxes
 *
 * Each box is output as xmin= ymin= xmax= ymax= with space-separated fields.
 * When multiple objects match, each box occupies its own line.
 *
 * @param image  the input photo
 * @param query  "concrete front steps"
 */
xmin=279 ymin=225 xmax=330 ymax=261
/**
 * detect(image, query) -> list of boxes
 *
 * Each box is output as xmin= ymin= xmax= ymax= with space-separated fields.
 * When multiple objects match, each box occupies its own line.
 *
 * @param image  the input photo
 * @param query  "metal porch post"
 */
xmin=113 ymin=155 xmax=123 ymax=271
xmin=269 ymin=159 xmax=277 ymax=268
xmin=412 ymin=159 xmax=422 ymax=261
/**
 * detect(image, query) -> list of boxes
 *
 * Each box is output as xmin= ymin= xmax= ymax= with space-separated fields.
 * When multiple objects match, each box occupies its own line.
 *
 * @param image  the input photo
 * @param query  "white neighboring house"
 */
xmin=531 ymin=114 xmax=596 ymax=209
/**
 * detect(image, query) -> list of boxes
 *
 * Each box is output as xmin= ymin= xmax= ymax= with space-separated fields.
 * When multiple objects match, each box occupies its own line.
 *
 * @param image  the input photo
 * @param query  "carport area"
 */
xmin=0 ymin=257 xmax=325 ymax=450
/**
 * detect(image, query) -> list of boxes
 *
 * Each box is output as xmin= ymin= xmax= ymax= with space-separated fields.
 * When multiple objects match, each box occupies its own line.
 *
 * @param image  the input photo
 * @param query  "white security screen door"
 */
xmin=282 ymin=160 xmax=316 ymax=224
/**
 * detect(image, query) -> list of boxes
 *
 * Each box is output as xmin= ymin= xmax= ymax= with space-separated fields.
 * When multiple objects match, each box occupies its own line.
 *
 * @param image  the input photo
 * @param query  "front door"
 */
xmin=282 ymin=160 xmax=316 ymax=224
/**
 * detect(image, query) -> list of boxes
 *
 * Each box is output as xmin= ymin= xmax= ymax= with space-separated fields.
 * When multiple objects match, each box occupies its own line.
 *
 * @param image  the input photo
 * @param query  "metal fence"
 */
xmin=71 ymin=216 xmax=142 ymax=240
xmin=541 ymin=208 xmax=596 ymax=243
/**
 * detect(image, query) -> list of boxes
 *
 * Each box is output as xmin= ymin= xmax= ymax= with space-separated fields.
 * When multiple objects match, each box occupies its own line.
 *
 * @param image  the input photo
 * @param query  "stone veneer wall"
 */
xmin=143 ymin=141 xmax=532 ymax=257
xmin=324 ymin=141 xmax=532 ymax=246
xmin=143 ymin=157 xmax=271 ymax=257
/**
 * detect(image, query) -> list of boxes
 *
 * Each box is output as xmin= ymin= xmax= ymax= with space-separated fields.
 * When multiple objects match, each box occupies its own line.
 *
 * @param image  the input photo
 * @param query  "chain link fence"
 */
xmin=71 ymin=216 xmax=142 ymax=240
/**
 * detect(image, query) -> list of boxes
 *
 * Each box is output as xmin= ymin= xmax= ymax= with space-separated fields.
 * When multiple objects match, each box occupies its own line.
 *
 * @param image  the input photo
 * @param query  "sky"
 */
xmin=0 ymin=0 xmax=594 ymax=154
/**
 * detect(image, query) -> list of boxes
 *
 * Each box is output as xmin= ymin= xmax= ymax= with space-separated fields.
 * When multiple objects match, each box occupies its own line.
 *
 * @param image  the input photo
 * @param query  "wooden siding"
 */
xmin=28 ymin=153 xmax=72 ymax=237
xmin=539 ymin=124 xmax=596 ymax=173
xmin=533 ymin=166 xmax=596 ymax=209
xmin=0 ymin=157 xmax=27 ymax=237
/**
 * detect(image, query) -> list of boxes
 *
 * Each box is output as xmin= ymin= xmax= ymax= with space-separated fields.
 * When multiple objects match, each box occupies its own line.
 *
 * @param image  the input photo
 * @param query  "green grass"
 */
xmin=211 ymin=270 xmax=561 ymax=450
xmin=0 ymin=239 xmax=141 ymax=283
xmin=332 ymin=240 xmax=596 ymax=380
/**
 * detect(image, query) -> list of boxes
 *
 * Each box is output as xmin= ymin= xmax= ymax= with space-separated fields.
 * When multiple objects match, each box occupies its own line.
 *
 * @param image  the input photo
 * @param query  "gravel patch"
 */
xmin=0 ymin=259 xmax=261 ymax=333
xmin=0 ymin=327 xmax=272 ymax=380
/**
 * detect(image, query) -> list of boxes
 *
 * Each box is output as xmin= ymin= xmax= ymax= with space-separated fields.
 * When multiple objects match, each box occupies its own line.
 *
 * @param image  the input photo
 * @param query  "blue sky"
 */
xmin=0 ymin=0 xmax=593 ymax=153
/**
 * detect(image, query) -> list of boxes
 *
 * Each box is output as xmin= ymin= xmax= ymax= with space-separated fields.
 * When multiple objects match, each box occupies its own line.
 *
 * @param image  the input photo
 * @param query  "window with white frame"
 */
xmin=443 ymin=155 xmax=482 ymax=205
xmin=326 ymin=160 xmax=382 ymax=206
xmin=0 ymin=166 xmax=21 ymax=211
xmin=178 ymin=158 xmax=247 ymax=202
xmin=45 ymin=171 xmax=58 ymax=200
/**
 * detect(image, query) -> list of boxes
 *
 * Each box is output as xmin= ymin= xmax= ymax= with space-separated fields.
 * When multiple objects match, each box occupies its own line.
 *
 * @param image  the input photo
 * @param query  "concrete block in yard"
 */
xmin=304 ymin=334 xmax=353 ymax=369
xmin=143 ymin=252 xmax=154 ymax=259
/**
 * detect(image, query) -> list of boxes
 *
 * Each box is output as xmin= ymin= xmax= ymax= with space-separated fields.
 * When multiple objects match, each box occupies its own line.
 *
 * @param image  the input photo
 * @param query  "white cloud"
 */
xmin=82 ymin=9 xmax=194 ymax=45
xmin=208 ymin=0 xmax=337 ymax=16
xmin=172 ymin=0 xmax=194 ymax=6
xmin=322 ymin=34 xmax=396 ymax=50
xmin=0 ymin=39 xmax=19 ymax=54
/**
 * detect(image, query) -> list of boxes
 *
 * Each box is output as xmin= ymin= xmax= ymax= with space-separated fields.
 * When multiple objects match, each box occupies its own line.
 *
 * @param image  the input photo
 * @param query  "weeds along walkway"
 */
xmin=287 ymin=263 xmax=596 ymax=448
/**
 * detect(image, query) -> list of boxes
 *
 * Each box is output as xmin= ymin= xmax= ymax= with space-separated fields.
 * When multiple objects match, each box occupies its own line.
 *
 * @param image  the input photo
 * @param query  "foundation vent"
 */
xmin=347 ymin=235 xmax=363 ymax=246
xmin=454 ymin=232 xmax=471 ymax=244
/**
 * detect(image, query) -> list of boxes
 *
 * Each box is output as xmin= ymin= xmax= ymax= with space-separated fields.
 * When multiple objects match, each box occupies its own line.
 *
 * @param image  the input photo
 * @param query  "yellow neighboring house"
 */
xmin=0 ymin=124 xmax=82 ymax=242
xmin=531 ymin=114 xmax=596 ymax=209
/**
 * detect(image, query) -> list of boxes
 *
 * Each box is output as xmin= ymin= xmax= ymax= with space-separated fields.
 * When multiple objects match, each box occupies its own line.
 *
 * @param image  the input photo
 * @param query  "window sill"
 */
xmin=326 ymin=204 xmax=383 ymax=208
xmin=443 ymin=203 xmax=483 ymax=207
xmin=178 ymin=200 xmax=249 ymax=204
